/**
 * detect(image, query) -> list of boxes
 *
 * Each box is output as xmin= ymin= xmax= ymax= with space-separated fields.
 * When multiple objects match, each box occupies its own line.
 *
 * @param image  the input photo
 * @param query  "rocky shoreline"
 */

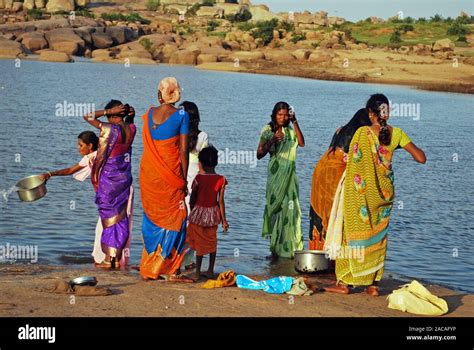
xmin=0 ymin=1 xmax=473 ymax=93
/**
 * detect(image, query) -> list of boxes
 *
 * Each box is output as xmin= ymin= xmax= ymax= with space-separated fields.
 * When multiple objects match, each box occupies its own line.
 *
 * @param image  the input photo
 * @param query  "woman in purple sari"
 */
xmin=84 ymin=100 xmax=136 ymax=269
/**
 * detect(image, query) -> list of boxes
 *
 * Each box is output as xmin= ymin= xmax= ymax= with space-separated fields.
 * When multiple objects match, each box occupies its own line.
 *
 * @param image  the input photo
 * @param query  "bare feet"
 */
xmin=324 ymin=284 xmax=350 ymax=294
xmin=94 ymin=260 xmax=112 ymax=269
xmin=168 ymin=274 xmax=194 ymax=283
xmin=366 ymin=285 xmax=379 ymax=297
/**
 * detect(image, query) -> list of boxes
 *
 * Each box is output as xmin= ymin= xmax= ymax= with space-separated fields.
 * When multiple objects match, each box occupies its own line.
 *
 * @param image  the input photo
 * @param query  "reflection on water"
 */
xmin=0 ymin=60 xmax=473 ymax=293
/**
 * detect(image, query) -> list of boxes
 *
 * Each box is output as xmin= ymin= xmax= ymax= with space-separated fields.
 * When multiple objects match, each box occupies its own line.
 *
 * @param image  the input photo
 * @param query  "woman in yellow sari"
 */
xmin=309 ymin=108 xmax=371 ymax=250
xmin=325 ymin=94 xmax=426 ymax=296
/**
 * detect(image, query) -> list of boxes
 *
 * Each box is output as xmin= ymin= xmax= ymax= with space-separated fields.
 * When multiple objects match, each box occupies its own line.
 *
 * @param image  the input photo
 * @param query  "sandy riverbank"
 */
xmin=0 ymin=264 xmax=472 ymax=317
xmin=197 ymin=47 xmax=474 ymax=94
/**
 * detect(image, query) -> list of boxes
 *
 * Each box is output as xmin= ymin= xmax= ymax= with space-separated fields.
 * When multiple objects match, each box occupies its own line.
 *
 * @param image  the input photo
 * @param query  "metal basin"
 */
xmin=16 ymin=175 xmax=47 ymax=202
xmin=70 ymin=276 xmax=98 ymax=287
xmin=294 ymin=250 xmax=329 ymax=273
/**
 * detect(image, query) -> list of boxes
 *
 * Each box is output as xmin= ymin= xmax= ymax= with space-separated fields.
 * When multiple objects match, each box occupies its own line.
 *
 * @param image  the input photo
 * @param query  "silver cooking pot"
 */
xmin=16 ymin=175 xmax=47 ymax=202
xmin=294 ymin=250 xmax=329 ymax=273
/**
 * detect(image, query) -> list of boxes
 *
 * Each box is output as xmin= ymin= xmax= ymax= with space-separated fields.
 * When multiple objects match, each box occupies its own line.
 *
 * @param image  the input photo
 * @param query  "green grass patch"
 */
xmin=101 ymin=12 xmax=150 ymax=25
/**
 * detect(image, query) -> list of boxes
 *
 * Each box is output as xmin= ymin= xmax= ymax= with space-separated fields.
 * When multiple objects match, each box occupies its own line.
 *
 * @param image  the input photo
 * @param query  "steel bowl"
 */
xmin=69 ymin=276 xmax=98 ymax=287
xmin=294 ymin=250 xmax=329 ymax=273
xmin=16 ymin=175 xmax=47 ymax=202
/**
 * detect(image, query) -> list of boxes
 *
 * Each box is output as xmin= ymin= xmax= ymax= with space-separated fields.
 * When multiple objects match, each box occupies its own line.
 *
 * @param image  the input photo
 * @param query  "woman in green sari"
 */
xmin=257 ymin=102 xmax=305 ymax=259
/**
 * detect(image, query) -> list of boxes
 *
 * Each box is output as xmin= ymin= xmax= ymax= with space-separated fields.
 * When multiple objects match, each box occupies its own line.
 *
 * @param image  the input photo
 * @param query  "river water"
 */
xmin=0 ymin=59 xmax=473 ymax=292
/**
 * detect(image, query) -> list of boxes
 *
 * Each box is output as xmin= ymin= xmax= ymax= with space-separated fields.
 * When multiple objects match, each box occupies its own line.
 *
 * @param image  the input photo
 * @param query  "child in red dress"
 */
xmin=187 ymin=146 xmax=229 ymax=281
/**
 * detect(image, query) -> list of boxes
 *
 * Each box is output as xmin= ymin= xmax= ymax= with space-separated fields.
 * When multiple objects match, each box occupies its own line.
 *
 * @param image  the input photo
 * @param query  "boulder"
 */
xmin=218 ymin=3 xmax=240 ymax=16
xmin=91 ymin=49 xmax=112 ymax=58
xmin=35 ymin=0 xmax=45 ymax=8
xmin=73 ymin=26 xmax=95 ymax=46
xmin=91 ymin=31 xmax=113 ymax=49
xmin=222 ymin=40 xmax=240 ymax=51
xmin=292 ymin=49 xmax=311 ymax=60
xmin=198 ymin=35 xmax=223 ymax=48
xmin=18 ymin=18 xmax=70 ymax=32
xmin=23 ymin=0 xmax=35 ymax=10
xmin=75 ymin=0 xmax=90 ymax=7
xmin=125 ymin=57 xmax=157 ymax=65
xmin=0 ymin=37 xmax=25 ymax=57
xmin=433 ymin=51 xmax=454 ymax=60
xmin=308 ymin=51 xmax=333 ymax=65
xmin=197 ymin=53 xmax=218 ymax=64
xmin=21 ymin=31 xmax=48 ymax=52
xmin=196 ymin=6 xmax=224 ymax=18
xmin=11 ymin=2 xmax=22 ymax=12
xmin=154 ymin=43 xmax=177 ymax=62
xmin=264 ymin=50 xmax=296 ymax=62
xmin=294 ymin=12 xmax=314 ymax=24
xmin=45 ymin=28 xmax=85 ymax=55
xmin=249 ymin=6 xmax=275 ymax=21
xmin=169 ymin=49 xmax=200 ymax=65
xmin=46 ymin=0 xmax=74 ymax=13
xmin=39 ymin=49 xmax=73 ymax=62
xmin=328 ymin=16 xmax=345 ymax=26
xmin=433 ymin=39 xmax=455 ymax=52
xmin=231 ymin=51 xmax=264 ymax=63
xmin=118 ymin=48 xmax=153 ymax=60
xmin=398 ymin=46 xmax=410 ymax=54
xmin=105 ymin=26 xmax=134 ymax=45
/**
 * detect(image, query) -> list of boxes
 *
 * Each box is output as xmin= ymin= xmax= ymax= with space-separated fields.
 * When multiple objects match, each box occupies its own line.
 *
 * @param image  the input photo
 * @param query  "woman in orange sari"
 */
xmin=139 ymin=77 xmax=192 ymax=282
xmin=309 ymin=109 xmax=371 ymax=250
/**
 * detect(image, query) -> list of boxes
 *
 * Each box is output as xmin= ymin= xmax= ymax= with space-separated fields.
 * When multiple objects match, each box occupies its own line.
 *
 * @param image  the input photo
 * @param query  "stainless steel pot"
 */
xmin=16 ymin=175 xmax=47 ymax=202
xmin=70 ymin=276 xmax=98 ymax=287
xmin=294 ymin=250 xmax=329 ymax=273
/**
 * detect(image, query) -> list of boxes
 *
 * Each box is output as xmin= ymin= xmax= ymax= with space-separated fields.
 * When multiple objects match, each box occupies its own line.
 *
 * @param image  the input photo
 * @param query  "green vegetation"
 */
xmin=397 ymin=24 xmax=414 ymax=33
xmin=290 ymin=33 xmax=306 ymax=44
xmin=207 ymin=20 xmax=220 ymax=32
xmin=280 ymin=20 xmax=295 ymax=33
xmin=27 ymin=8 xmax=43 ymax=20
xmin=389 ymin=30 xmax=402 ymax=44
xmin=349 ymin=18 xmax=470 ymax=47
xmin=207 ymin=31 xmax=227 ymax=39
xmin=447 ymin=21 xmax=470 ymax=36
xmin=146 ymin=0 xmax=161 ymax=11
xmin=139 ymin=38 xmax=153 ymax=53
xmin=252 ymin=18 xmax=279 ymax=46
xmin=186 ymin=3 xmax=201 ymax=17
xmin=75 ymin=7 xmax=95 ymax=19
xmin=101 ymin=12 xmax=151 ymax=25
xmin=202 ymin=0 xmax=216 ymax=6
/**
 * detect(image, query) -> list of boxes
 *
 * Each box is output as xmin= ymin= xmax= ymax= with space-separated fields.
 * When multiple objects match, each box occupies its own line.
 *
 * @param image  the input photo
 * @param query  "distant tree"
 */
xmin=447 ymin=21 xmax=470 ymax=36
xmin=389 ymin=30 xmax=402 ymax=43
xmin=430 ymin=14 xmax=443 ymax=23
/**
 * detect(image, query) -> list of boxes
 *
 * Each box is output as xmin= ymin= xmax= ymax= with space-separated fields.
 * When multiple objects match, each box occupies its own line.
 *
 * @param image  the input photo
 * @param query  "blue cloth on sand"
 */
xmin=236 ymin=275 xmax=293 ymax=294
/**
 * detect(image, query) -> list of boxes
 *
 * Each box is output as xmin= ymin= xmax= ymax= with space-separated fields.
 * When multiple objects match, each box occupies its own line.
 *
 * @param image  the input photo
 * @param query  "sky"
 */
xmin=253 ymin=0 xmax=474 ymax=22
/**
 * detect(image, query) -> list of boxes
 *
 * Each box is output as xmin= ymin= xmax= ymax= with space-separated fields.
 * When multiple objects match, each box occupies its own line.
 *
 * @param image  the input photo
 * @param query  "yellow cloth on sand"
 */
xmin=387 ymin=280 xmax=448 ymax=316
xmin=201 ymin=270 xmax=236 ymax=289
